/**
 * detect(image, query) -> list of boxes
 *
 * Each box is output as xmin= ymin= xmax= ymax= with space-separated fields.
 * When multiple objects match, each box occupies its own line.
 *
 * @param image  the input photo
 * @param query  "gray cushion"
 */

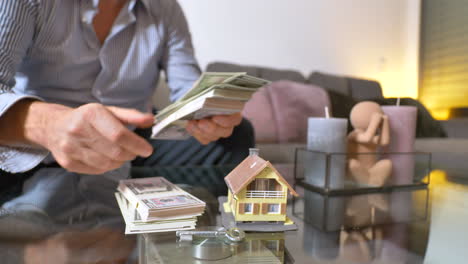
xmin=205 ymin=62 xmax=306 ymax=83
xmin=205 ymin=62 xmax=261 ymax=77
xmin=348 ymin=77 xmax=384 ymax=100
xmin=309 ymin=72 xmax=384 ymax=101
xmin=308 ymin=71 xmax=350 ymax=96
xmin=259 ymin=67 xmax=306 ymax=83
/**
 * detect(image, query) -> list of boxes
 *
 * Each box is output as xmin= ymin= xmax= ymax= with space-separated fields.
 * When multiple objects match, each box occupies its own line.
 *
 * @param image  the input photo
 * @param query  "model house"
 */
xmin=224 ymin=149 xmax=298 ymax=224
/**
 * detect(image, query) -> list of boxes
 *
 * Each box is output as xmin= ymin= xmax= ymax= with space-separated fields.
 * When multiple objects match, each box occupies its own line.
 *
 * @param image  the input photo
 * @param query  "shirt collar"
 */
xmin=139 ymin=0 xmax=151 ymax=11
xmin=83 ymin=0 xmax=141 ymax=24
xmin=127 ymin=0 xmax=137 ymax=22
xmin=88 ymin=0 xmax=144 ymax=12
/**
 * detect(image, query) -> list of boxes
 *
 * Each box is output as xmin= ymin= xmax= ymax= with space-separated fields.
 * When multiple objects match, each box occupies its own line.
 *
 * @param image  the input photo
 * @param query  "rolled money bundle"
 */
xmin=152 ymin=72 xmax=270 ymax=140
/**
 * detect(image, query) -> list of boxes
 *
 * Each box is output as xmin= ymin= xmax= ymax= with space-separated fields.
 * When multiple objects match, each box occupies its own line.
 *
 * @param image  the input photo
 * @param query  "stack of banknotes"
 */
xmin=115 ymin=177 xmax=206 ymax=234
xmin=151 ymin=72 xmax=270 ymax=140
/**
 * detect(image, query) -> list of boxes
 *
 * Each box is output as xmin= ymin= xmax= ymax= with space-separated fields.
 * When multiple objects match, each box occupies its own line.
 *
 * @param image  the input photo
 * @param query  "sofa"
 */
xmin=206 ymin=62 xmax=452 ymax=140
xmin=207 ymin=62 xmax=468 ymax=179
xmin=206 ymin=62 xmax=385 ymax=102
xmin=154 ymin=61 xmax=468 ymax=140
xmin=151 ymin=62 xmax=468 ymax=177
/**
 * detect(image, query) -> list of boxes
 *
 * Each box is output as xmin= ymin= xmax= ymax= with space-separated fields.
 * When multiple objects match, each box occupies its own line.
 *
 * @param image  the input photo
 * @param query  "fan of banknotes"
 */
xmin=151 ymin=72 xmax=270 ymax=140
xmin=115 ymin=177 xmax=206 ymax=234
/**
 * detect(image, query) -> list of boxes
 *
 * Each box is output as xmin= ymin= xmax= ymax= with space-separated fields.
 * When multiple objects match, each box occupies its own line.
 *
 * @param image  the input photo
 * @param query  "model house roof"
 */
xmin=224 ymin=155 xmax=299 ymax=197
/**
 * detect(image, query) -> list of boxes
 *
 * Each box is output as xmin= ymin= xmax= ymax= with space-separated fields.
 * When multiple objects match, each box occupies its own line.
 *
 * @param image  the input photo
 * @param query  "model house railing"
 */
xmin=246 ymin=190 xmax=284 ymax=198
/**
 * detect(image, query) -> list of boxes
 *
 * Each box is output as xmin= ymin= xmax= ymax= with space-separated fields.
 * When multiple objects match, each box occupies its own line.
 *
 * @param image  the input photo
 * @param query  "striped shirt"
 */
xmin=0 ymin=0 xmax=201 ymax=173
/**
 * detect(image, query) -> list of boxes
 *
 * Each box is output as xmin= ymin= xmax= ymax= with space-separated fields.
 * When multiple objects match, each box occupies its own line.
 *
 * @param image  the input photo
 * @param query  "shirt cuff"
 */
xmin=0 ymin=91 xmax=49 ymax=173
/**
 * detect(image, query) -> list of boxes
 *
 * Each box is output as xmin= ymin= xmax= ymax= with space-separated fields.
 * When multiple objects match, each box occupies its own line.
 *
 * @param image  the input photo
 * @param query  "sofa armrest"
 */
xmin=440 ymin=119 xmax=468 ymax=138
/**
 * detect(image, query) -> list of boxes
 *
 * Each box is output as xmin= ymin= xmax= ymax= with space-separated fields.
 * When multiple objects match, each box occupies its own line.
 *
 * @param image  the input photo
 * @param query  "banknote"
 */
xmin=115 ymin=192 xmax=199 ymax=223
xmin=115 ymin=192 xmax=197 ymax=234
xmin=224 ymin=74 xmax=270 ymax=88
xmin=156 ymin=72 xmax=244 ymax=119
xmin=152 ymin=72 xmax=270 ymax=140
xmin=124 ymin=177 xmax=175 ymax=195
xmin=151 ymin=120 xmax=190 ymax=140
xmin=141 ymin=194 xmax=202 ymax=210
xmin=177 ymin=72 xmax=245 ymax=102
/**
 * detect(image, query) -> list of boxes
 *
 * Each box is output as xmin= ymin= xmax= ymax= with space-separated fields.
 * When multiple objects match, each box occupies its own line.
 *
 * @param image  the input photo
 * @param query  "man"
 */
xmin=0 ymin=0 xmax=250 ymax=225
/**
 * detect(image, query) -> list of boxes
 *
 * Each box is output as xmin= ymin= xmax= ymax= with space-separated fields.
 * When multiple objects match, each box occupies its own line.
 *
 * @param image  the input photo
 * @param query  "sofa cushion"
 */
xmin=243 ymin=81 xmax=331 ymax=143
xmin=206 ymin=62 xmax=260 ymax=77
xmin=206 ymin=62 xmax=306 ymax=83
xmin=309 ymin=71 xmax=384 ymax=101
xmin=348 ymin=77 xmax=384 ymax=100
xmin=259 ymin=67 xmax=306 ymax=83
xmin=242 ymin=86 xmax=279 ymax=143
xmin=309 ymin=71 xmax=350 ymax=96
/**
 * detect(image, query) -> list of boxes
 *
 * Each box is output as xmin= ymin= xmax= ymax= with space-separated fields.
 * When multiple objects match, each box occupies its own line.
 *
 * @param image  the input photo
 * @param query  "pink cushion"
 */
xmin=242 ymin=86 xmax=279 ymax=143
xmin=243 ymin=81 xmax=331 ymax=143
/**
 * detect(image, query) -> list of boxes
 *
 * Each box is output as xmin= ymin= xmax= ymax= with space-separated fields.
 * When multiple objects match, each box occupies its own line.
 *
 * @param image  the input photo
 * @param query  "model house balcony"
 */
xmin=246 ymin=190 xmax=285 ymax=198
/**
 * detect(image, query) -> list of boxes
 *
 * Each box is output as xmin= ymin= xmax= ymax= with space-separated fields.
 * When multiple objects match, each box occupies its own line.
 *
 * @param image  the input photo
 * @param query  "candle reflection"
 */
xmin=300 ymin=186 xmax=428 ymax=263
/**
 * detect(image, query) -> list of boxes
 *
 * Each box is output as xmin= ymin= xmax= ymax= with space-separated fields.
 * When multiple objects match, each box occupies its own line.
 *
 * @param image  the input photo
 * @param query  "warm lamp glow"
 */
xmin=428 ymin=108 xmax=450 ymax=120
xmin=419 ymin=82 xmax=468 ymax=120
xmin=375 ymin=70 xmax=419 ymax=99
xmin=427 ymin=170 xmax=449 ymax=187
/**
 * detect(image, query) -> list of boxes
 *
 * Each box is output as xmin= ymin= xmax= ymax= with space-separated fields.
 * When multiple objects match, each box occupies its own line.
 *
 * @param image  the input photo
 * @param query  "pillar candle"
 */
xmin=381 ymin=106 xmax=417 ymax=185
xmin=306 ymin=117 xmax=348 ymax=189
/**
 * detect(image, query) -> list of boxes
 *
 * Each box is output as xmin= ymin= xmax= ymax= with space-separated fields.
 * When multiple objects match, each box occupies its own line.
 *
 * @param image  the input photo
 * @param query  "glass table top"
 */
xmin=1 ymin=160 xmax=468 ymax=264
xmin=137 ymin=162 xmax=468 ymax=264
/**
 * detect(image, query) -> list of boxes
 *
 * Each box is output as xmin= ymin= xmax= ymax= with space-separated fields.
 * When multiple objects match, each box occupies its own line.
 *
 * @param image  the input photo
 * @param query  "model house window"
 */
xmin=244 ymin=203 xmax=253 ymax=213
xmin=268 ymin=204 xmax=280 ymax=213
xmin=247 ymin=179 xmax=278 ymax=191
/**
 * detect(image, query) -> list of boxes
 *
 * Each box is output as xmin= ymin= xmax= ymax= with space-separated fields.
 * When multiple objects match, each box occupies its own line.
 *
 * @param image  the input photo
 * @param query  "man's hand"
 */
xmin=185 ymin=113 xmax=242 ymax=145
xmin=28 ymin=102 xmax=154 ymax=174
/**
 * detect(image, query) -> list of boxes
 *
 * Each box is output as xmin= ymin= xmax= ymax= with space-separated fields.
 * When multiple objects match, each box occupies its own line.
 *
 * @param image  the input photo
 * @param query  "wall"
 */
xmin=178 ymin=0 xmax=421 ymax=99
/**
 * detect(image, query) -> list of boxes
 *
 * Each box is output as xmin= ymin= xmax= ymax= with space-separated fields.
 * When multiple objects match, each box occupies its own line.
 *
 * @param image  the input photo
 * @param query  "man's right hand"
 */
xmin=27 ymin=102 xmax=154 ymax=175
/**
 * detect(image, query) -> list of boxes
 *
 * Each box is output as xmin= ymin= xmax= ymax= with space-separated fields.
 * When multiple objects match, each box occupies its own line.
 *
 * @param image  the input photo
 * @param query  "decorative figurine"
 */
xmin=344 ymin=193 xmax=389 ymax=228
xmin=338 ymin=227 xmax=383 ymax=263
xmin=347 ymin=101 xmax=392 ymax=186
xmin=220 ymin=149 xmax=299 ymax=232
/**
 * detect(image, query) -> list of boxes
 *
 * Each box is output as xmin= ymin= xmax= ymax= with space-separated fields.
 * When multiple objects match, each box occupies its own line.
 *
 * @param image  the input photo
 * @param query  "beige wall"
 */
xmin=177 ymin=0 xmax=421 ymax=99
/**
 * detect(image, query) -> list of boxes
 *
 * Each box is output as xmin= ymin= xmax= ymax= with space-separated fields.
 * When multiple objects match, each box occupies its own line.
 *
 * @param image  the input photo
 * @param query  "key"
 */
xmin=176 ymin=227 xmax=245 ymax=243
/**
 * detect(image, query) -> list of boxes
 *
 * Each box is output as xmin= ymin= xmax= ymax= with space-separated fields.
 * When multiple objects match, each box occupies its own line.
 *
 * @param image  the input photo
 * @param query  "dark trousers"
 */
xmin=132 ymin=118 xmax=255 ymax=167
xmin=0 ymin=118 xmax=255 ymax=204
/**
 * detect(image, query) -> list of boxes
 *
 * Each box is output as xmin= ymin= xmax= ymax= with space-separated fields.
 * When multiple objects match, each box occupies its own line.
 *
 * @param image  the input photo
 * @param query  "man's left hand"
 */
xmin=186 ymin=113 xmax=242 ymax=145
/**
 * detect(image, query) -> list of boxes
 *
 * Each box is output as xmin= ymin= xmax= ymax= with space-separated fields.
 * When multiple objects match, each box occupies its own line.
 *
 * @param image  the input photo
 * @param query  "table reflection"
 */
xmin=24 ymin=228 xmax=136 ymax=264
xmin=295 ymin=185 xmax=429 ymax=263
xmin=233 ymin=233 xmax=288 ymax=263
xmin=297 ymin=186 xmax=428 ymax=231
xmin=0 ymin=211 xmax=136 ymax=264
xmin=140 ymin=231 xmax=292 ymax=263
xmin=303 ymin=223 xmax=410 ymax=264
